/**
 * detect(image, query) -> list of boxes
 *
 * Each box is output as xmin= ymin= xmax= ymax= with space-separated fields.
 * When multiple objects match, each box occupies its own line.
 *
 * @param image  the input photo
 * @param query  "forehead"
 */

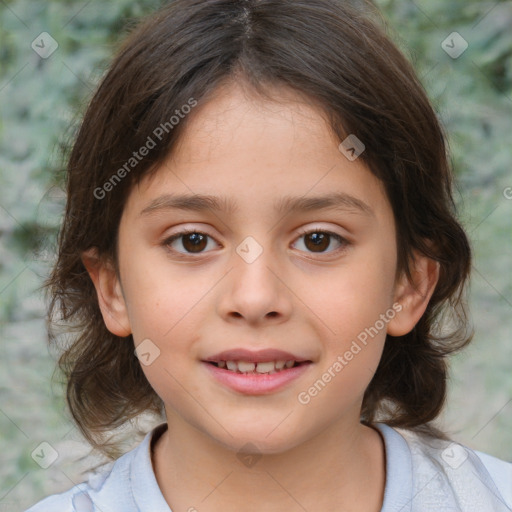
xmin=170 ymin=81 xmax=339 ymax=169
xmin=127 ymin=81 xmax=392 ymax=224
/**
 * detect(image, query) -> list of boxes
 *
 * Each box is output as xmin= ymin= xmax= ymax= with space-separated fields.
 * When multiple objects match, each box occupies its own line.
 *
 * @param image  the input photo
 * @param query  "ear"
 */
xmin=387 ymin=251 xmax=440 ymax=337
xmin=81 ymin=247 xmax=131 ymax=337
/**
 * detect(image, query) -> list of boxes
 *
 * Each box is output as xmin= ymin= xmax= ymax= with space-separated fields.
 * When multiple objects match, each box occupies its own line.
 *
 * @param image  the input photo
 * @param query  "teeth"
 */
xmin=226 ymin=361 xmax=238 ymax=371
xmin=255 ymin=361 xmax=275 ymax=373
xmin=238 ymin=361 xmax=256 ymax=372
xmin=218 ymin=360 xmax=299 ymax=374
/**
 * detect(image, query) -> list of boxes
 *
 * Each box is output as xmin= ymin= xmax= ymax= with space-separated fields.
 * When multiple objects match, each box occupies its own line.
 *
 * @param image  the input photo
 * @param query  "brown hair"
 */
xmin=47 ymin=0 xmax=472 ymax=456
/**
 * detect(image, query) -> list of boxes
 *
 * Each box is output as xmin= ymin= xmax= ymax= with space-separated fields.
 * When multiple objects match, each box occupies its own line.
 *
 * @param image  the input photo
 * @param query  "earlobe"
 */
xmin=387 ymin=252 xmax=440 ymax=337
xmin=81 ymin=248 xmax=132 ymax=337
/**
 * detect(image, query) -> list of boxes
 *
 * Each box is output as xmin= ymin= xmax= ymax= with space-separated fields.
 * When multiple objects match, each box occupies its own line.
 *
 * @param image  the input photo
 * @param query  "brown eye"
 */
xmin=304 ymin=232 xmax=330 ymax=252
xmin=293 ymin=230 xmax=347 ymax=254
xmin=181 ymin=233 xmax=207 ymax=253
xmin=164 ymin=231 xmax=216 ymax=255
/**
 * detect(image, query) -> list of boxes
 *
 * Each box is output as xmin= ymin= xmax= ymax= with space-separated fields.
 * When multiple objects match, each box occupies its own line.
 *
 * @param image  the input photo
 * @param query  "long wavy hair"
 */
xmin=47 ymin=0 xmax=472 ymax=457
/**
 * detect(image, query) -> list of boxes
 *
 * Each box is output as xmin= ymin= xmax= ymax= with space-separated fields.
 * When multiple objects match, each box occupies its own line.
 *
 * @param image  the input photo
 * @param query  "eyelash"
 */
xmin=162 ymin=228 xmax=350 ymax=258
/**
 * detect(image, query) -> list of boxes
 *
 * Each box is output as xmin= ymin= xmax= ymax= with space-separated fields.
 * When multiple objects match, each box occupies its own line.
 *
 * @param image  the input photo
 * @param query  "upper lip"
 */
xmin=203 ymin=348 xmax=310 ymax=363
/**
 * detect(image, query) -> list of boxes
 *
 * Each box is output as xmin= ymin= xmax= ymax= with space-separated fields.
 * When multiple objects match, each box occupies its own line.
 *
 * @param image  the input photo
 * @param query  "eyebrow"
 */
xmin=140 ymin=192 xmax=374 ymax=218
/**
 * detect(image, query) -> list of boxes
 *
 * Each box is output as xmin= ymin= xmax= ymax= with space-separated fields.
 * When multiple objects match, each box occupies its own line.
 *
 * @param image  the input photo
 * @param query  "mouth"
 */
xmin=206 ymin=359 xmax=308 ymax=374
xmin=202 ymin=348 xmax=313 ymax=394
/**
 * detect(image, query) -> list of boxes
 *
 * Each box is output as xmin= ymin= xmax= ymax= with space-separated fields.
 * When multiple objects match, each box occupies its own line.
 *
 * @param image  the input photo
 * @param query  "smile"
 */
xmin=208 ymin=360 xmax=305 ymax=374
xmin=202 ymin=348 xmax=313 ymax=394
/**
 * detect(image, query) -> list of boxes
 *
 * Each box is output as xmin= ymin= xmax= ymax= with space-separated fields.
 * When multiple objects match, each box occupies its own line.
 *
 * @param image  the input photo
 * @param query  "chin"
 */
xmin=207 ymin=422 xmax=306 ymax=456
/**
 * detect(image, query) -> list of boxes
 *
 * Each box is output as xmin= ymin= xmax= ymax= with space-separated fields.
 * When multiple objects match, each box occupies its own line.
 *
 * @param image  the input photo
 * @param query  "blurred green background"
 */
xmin=0 ymin=0 xmax=511 ymax=509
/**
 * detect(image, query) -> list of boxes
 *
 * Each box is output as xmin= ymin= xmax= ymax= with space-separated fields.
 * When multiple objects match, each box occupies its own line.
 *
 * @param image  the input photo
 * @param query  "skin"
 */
xmin=84 ymin=80 xmax=439 ymax=511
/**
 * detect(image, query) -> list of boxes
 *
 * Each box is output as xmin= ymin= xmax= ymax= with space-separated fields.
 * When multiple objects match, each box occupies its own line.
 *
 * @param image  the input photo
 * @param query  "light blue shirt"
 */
xmin=25 ymin=422 xmax=512 ymax=511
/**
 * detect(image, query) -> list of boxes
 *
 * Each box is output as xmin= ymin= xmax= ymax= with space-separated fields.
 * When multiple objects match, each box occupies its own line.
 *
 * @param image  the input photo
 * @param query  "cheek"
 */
xmin=308 ymin=252 xmax=396 ymax=329
xmin=119 ymin=247 xmax=205 ymax=339
xmin=302 ymin=244 xmax=396 ymax=377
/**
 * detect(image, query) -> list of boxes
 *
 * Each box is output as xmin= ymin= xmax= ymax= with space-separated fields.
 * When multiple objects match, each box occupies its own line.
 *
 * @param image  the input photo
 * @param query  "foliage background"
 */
xmin=0 ymin=0 xmax=511 ymax=509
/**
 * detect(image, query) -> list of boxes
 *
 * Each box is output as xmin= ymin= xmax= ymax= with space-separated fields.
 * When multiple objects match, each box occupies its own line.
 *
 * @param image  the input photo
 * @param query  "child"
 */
xmin=26 ymin=0 xmax=511 ymax=510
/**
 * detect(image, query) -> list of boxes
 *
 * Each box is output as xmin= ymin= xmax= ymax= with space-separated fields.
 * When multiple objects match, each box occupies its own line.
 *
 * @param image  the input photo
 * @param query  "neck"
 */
xmin=152 ymin=414 xmax=386 ymax=512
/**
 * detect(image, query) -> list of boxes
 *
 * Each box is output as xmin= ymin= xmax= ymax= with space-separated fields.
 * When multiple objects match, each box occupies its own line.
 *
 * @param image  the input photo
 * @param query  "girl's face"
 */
xmin=104 ymin=82 xmax=423 ymax=453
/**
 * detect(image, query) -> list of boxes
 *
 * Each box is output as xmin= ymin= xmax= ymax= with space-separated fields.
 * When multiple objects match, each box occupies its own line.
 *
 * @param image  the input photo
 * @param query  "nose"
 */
xmin=217 ymin=240 xmax=293 ymax=326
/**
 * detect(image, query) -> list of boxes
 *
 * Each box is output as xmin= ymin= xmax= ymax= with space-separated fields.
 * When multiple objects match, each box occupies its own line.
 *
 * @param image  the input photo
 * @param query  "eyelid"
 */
xmin=295 ymin=225 xmax=348 ymax=238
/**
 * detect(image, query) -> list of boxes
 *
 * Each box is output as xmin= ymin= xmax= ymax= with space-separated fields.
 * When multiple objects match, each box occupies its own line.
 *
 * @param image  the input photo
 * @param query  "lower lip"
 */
xmin=202 ymin=362 xmax=312 ymax=395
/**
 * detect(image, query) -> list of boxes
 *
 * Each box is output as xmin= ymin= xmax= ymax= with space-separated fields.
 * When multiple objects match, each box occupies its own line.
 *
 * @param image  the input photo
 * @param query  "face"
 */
xmin=93 ymin=81 xmax=425 ymax=454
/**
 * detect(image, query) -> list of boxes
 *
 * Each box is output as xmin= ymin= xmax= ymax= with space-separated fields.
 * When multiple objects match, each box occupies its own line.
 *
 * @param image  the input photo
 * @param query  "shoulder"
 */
xmin=24 ymin=454 xmax=132 ymax=512
xmin=473 ymin=448 xmax=512 ymax=506
xmin=24 ymin=424 xmax=169 ymax=512
xmin=389 ymin=424 xmax=512 ymax=511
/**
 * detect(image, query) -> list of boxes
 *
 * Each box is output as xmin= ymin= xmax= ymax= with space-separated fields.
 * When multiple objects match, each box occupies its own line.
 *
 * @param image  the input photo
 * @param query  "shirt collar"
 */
xmin=374 ymin=422 xmax=413 ymax=512
xmin=129 ymin=422 xmax=412 ymax=512
xmin=129 ymin=422 xmax=172 ymax=511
